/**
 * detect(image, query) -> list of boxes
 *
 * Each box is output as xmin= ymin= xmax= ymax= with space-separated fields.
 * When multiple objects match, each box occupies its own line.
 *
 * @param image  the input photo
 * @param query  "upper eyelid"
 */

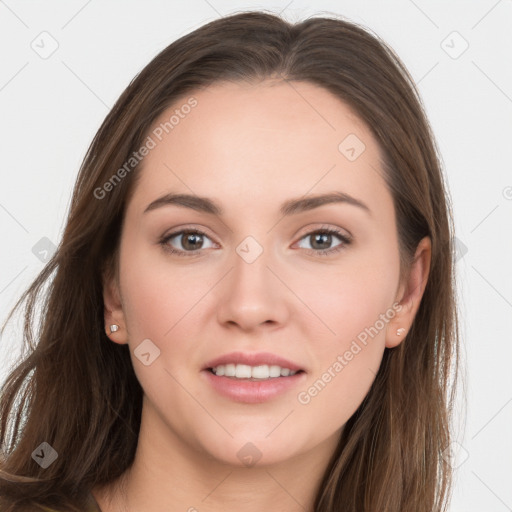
xmin=296 ymin=224 xmax=351 ymax=239
xmin=163 ymin=225 xmax=217 ymax=242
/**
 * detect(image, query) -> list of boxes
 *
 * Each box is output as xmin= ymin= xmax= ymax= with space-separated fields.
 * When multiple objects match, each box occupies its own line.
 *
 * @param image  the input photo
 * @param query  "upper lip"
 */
xmin=203 ymin=351 xmax=305 ymax=372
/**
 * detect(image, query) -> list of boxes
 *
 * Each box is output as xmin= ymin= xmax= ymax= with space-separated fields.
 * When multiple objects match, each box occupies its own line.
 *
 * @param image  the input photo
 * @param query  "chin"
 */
xmin=199 ymin=433 xmax=303 ymax=469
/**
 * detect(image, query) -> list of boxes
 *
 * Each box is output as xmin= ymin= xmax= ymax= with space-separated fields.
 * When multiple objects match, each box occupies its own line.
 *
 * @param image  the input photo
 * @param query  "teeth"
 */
xmin=211 ymin=364 xmax=298 ymax=379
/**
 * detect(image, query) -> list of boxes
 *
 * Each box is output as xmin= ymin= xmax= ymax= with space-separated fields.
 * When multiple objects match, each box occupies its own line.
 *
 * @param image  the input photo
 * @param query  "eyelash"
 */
xmin=159 ymin=226 xmax=352 ymax=258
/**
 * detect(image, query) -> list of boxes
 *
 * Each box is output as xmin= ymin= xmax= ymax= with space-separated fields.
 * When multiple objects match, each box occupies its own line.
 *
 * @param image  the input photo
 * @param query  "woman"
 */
xmin=0 ymin=10 xmax=460 ymax=512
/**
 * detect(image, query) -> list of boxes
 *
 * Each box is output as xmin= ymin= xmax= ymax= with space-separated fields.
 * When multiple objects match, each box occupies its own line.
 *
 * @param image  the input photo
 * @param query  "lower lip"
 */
xmin=202 ymin=369 xmax=306 ymax=404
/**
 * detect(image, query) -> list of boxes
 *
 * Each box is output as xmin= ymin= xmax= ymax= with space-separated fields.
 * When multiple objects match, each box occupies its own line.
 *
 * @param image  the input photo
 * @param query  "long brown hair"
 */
xmin=0 ymin=10 xmax=460 ymax=511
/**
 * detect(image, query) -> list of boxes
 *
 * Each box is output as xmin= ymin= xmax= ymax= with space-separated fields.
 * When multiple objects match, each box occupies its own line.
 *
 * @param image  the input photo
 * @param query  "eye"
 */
xmin=295 ymin=227 xmax=352 ymax=256
xmin=159 ymin=228 xmax=215 ymax=257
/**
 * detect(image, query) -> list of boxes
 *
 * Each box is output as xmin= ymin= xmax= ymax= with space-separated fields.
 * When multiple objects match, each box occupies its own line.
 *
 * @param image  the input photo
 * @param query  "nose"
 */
xmin=215 ymin=241 xmax=290 ymax=332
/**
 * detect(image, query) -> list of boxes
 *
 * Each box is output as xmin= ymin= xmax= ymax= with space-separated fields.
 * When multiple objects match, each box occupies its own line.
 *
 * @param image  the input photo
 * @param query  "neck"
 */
xmin=92 ymin=399 xmax=340 ymax=512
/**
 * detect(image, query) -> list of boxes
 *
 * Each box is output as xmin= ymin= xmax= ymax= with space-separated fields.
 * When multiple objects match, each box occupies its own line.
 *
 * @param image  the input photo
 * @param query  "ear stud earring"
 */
xmin=396 ymin=328 xmax=406 ymax=336
xmin=109 ymin=324 xmax=119 ymax=333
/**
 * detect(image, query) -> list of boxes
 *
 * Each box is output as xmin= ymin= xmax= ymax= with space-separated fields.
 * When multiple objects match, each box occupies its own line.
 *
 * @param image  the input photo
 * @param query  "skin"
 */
xmin=95 ymin=80 xmax=431 ymax=511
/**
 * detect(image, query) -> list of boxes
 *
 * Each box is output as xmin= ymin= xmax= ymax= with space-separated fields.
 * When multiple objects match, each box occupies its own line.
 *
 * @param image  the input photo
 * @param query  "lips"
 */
xmin=203 ymin=369 xmax=306 ymax=403
xmin=202 ymin=351 xmax=305 ymax=373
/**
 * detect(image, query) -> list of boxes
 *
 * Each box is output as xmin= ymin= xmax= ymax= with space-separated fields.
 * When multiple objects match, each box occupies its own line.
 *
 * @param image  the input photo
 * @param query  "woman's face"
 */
xmin=105 ymin=80 xmax=428 ymax=468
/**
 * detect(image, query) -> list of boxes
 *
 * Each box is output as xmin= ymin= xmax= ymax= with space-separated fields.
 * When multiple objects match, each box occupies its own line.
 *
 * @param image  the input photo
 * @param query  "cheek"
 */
xmin=118 ymin=241 xmax=220 ymax=394
xmin=118 ymin=245 xmax=206 ymax=405
xmin=119 ymin=237 xmax=206 ymax=339
xmin=304 ymin=249 xmax=399 ymax=345
xmin=294 ymin=248 xmax=398 ymax=420
xmin=306 ymin=276 xmax=390 ymax=389
xmin=293 ymin=291 xmax=391 ymax=439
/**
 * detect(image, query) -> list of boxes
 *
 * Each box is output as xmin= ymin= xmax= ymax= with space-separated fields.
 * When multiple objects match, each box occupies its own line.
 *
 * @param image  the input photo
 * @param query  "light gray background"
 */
xmin=1 ymin=1 xmax=511 ymax=510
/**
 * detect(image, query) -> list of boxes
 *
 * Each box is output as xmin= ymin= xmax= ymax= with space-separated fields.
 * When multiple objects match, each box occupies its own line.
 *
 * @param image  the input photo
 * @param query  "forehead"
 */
xmin=128 ymin=80 xmax=390 ymax=218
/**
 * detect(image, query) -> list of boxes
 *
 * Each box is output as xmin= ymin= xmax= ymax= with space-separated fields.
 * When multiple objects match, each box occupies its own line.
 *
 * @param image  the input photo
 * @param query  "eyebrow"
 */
xmin=143 ymin=191 xmax=371 ymax=217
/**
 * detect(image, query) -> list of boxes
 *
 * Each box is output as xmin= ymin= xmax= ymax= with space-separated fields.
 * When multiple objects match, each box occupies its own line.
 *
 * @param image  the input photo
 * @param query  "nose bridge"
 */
xmin=215 ymin=231 xmax=289 ymax=329
xmin=231 ymin=232 xmax=276 ymax=296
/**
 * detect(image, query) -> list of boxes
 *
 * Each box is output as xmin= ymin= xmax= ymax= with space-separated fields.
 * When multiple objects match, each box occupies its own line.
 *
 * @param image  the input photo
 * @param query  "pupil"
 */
xmin=183 ymin=233 xmax=202 ymax=250
xmin=312 ymin=233 xmax=331 ymax=250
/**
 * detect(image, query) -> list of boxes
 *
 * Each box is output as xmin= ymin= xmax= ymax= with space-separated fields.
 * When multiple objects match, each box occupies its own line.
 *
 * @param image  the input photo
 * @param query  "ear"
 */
xmin=385 ymin=236 xmax=431 ymax=348
xmin=102 ymin=261 xmax=128 ymax=346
